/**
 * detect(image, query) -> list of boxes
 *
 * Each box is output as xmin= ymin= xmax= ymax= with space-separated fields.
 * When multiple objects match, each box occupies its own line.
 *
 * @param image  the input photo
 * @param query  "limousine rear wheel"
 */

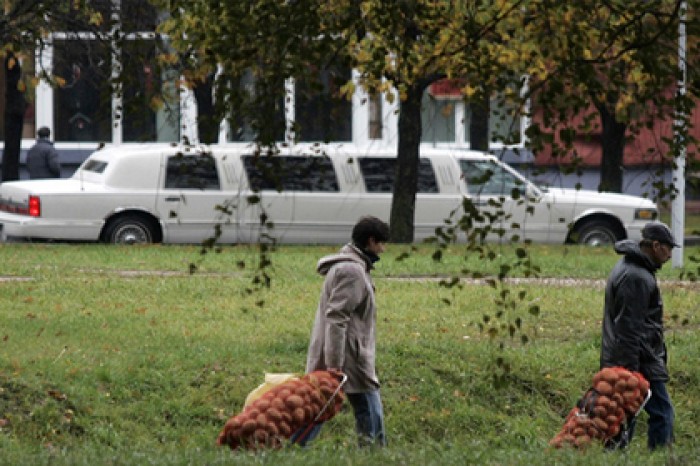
xmin=102 ymin=214 xmax=161 ymax=245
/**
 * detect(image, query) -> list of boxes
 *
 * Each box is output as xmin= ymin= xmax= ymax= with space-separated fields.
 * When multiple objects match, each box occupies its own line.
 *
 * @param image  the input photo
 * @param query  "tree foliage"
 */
xmin=155 ymin=0 xmax=698 ymax=231
xmin=1 ymin=1 xmax=98 ymax=180
xmin=517 ymin=1 xmax=697 ymax=196
xmin=1 ymin=0 xmax=164 ymax=178
xmin=155 ymin=0 xmax=699 ymax=385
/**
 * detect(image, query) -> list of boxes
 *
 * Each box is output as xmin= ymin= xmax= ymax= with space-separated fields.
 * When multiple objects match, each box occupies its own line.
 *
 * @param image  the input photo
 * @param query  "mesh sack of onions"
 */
xmin=217 ymin=370 xmax=345 ymax=450
xmin=549 ymin=366 xmax=651 ymax=449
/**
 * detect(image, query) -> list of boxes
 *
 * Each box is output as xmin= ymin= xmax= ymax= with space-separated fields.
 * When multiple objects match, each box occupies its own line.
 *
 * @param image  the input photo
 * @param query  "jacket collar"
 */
xmin=316 ymin=243 xmax=374 ymax=275
xmin=614 ymin=239 xmax=659 ymax=272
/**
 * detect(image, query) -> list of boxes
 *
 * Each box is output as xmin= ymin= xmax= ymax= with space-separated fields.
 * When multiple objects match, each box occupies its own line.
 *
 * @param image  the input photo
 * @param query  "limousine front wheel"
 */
xmin=574 ymin=220 xmax=621 ymax=247
xmin=102 ymin=214 xmax=161 ymax=245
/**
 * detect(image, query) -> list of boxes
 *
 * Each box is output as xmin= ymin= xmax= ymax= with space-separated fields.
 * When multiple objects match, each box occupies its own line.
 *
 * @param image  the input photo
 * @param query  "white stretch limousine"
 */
xmin=0 ymin=144 xmax=657 ymax=245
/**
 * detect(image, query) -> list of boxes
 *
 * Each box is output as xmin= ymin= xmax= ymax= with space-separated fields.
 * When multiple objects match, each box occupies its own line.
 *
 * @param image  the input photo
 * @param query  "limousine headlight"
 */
xmin=634 ymin=208 xmax=658 ymax=221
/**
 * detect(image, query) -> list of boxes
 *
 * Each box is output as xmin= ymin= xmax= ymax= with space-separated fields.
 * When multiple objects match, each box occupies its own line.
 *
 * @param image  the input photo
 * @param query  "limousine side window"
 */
xmin=359 ymin=158 xmax=439 ymax=193
xmin=242 ymin=155 xmax=339 ymax=192
xmin=460 ymin=160 xmax=524 ymax=196
xmin=165 ymin=154 xmax=221 ymax=190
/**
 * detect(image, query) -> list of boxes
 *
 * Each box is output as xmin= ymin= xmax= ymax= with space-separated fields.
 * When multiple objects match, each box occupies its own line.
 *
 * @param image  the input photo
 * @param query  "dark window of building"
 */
xmin=463 ymin=92 xmax=522 ymax=146
xmin=121 ymin=0 xmax=160 ymax=33
xmin=227 ymin=70 xmax=286 ymax=143
xmin=165 ymin=154 xmax=220 ymax=190
xmin=53 ymin=39 xmax=112 ymax=142
xmin=421 ymin=92 xmax=455 ymax=143
xmin=242 ymin=155 xmax=339 ymax=192
xmin=368 ymin=93 xmax=383 ymax=140
xmin=295 ymin=66 xmax=352 ymax=142
xmin=359 ymin=158 xmax=439 ymax=193
xmin=122 ymin=39 xmax=179 ymax=142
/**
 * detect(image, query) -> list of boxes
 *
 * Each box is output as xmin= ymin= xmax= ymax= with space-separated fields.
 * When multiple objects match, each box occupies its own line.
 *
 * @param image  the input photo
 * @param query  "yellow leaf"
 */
xmin=462 ymin=84 xmax=478 ymax=98
xmin=150 ymin=96 xmax=164 ymax=110
xmin=90 ymin=12 xmax=103 ymax=26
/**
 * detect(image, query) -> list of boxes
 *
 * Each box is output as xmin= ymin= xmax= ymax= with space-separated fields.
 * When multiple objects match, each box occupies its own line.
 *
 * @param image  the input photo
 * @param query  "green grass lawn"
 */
xmin=1 ymin=242 xmax=698 ymax=465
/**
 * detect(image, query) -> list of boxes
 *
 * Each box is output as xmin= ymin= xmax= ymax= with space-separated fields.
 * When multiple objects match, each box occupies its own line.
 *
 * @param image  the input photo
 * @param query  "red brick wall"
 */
xmin=531 ymin=99 xmax=700 ymax=168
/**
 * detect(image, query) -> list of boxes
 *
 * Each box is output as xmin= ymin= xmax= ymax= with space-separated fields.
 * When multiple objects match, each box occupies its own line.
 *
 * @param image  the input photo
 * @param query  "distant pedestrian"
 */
xmin=600 ymin=221 xmax=678 ymax=450
xmin=26 ymin=126 xmax=61 ymax=179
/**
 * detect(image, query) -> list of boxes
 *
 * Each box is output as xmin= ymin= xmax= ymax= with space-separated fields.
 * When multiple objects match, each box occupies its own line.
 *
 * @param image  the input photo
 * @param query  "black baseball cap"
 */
xmin=642 ymin=222 xmax=680 ymax=248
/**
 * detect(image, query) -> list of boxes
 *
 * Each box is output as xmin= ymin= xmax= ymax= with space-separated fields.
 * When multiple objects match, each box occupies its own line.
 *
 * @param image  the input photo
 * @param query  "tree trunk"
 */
xmin=469 ymin=94 xmax=490 ymax=151
xmin=391 ymin=83 xmax=426 ymax=243
xmin=596 ymin=103 xmax=626 ymax=193
xmin=2 ymin=53 xmax=26 ymax=182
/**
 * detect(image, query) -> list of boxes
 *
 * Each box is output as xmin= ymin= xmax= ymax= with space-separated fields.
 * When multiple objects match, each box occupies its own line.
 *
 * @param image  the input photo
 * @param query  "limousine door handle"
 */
xmin=164 ymin=196 xmax=181 ymax=202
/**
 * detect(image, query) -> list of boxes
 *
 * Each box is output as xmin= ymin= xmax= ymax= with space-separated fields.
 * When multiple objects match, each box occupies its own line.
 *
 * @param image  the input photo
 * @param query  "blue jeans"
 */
xmin=348 ymin=390 xmax=387 ymax=447
xmin=610 ymin=380 xmax=674 ymax=450
xmin=290 ymin=390 xmax=387 ymax=447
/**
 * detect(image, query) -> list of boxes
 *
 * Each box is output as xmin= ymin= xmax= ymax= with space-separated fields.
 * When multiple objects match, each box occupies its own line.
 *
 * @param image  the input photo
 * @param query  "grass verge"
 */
xmin=1 ymin=242 xmax=698 ymax=464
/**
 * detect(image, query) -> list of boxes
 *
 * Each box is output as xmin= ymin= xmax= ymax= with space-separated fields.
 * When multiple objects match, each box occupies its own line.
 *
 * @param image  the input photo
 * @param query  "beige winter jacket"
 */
xmin=305 ymin=243 xmax=379 ymax=393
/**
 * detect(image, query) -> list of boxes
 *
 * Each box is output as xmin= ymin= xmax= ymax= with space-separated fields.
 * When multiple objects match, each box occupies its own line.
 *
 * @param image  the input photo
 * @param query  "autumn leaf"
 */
xmin=47 ymin=389 xmax=67 ymax=401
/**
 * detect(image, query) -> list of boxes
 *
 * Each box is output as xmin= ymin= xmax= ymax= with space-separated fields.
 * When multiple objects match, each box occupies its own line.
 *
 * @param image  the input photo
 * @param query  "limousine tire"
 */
xmin=574 ymin=220 xmax=620 ymax=247
xmin=102 ymin=214 xmax=161 ymax=245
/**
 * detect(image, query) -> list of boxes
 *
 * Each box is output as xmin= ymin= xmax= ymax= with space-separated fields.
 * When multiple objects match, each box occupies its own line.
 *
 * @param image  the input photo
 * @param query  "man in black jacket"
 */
xmin=600 ymin=222 xmax=678 ymax=450
xmin=26 ymin=127 xmax=62 ymax=179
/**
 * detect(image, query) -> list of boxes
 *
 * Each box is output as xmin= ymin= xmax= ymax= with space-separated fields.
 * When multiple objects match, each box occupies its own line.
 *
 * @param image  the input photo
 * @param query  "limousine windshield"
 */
xmin=460 ymin=159 xmax=532 ymax=197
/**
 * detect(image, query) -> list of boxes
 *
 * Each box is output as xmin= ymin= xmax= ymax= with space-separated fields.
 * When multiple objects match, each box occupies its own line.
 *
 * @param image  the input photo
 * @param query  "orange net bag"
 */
xmin=217 ymin=370 xmax=346 ymax=450
xmin=549 ymin=367 xmax=651 ymax=449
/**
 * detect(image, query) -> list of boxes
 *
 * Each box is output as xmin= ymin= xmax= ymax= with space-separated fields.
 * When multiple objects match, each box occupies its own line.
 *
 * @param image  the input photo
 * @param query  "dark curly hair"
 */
xmin=351 ymin=216 xmax=390 ymax=248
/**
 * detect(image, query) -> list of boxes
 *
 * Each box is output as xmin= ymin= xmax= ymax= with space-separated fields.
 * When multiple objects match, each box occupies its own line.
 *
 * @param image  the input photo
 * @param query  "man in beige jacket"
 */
xmin=294 ymin=216 xmax=390 ymax=447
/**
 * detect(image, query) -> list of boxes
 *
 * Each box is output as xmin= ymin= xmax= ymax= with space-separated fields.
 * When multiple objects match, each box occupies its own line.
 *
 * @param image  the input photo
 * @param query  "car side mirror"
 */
xmin=525 ymin=183 xmax=541 ymax=201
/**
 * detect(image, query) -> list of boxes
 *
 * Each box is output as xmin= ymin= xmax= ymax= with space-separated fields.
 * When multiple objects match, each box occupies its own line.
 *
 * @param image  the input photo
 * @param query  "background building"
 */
xmin=1 ymin=1 xmax=696 ymax=202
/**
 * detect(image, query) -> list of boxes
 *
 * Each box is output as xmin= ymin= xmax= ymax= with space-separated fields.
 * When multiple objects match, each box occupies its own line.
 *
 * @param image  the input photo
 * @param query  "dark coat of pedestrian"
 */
xmin=600 ymin=221 xmax=678 ymax=450
xmin=293 ymin=215 xmax=390 ymax=448
xmin=26 ymin=127 xmax=62 ymax=179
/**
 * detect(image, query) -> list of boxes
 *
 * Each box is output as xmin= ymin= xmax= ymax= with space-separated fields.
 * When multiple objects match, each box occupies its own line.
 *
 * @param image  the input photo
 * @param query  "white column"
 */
xmin=384 ymin=86 xmax=400 ymax=149
xmin=285 ymin=78 xmax=295 ymax=145
xmin=110 ymin=0 xmax=123 ymax=144
xmin=454 ymin=101 xmax=465 ymax=146
xmin=34 ymin=45 xmax=54 ymax=132
xmin=672 ymin=1 xmax=687 ymax=268
xmin=180 ymin=84 xmax=199 ymax=144
xmin=351 ymin=69 xmax=368 ymax=145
